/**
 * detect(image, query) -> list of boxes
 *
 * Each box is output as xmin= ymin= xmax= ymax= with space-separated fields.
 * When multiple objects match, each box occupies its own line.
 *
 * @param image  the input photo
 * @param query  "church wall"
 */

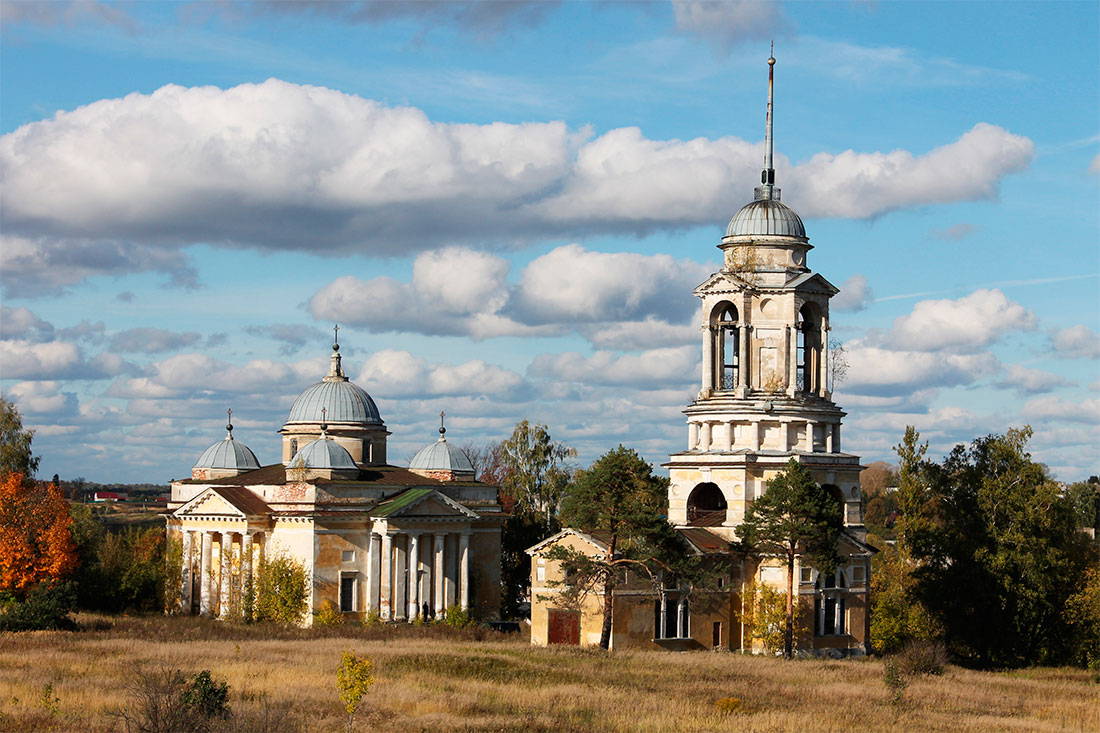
xmin=528 ymin=534 xmax=606 ymax=647
xmin=312 ymin=523 xmax=370 ymax=622
xmin=471 ymin=527 xmax=502 ymax=620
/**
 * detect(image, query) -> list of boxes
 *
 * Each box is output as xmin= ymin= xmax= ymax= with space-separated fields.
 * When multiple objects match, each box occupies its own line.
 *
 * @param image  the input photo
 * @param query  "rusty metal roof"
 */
xmin=210 ymin=486 xmax=270 ymax=516
xmin=677 ymin=528 xmax=730 ymax=554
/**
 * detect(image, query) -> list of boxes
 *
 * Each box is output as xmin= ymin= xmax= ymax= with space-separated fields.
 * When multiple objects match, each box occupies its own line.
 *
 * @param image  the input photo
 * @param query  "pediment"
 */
xmin=785 ymin=272 xmax=839 ymax=295
xmin=176 ymin=491 xmax=244 ymax=518
xmin=371 ymin=488 xmax=480 ymax=520
xmin=694 ymin=271 xmax=755 ymax=296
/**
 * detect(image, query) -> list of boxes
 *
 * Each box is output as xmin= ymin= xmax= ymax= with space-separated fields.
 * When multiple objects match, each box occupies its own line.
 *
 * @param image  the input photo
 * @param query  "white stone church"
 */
xmin=166 ymin=340 xmax=504 ymax=624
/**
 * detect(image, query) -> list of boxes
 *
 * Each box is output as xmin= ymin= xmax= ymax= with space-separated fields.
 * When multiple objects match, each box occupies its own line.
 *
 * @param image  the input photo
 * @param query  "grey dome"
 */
xmin=410 ymin=438 xmax=474 ymax=473
xmin=286 ymin=379 xmax=382 ymax=425
xmin=194 ymin=436 xmax=260 ymax=471
xmin=726 ymin=199 xmax=806 ymax=239
xmin=288 ymin=436 xmax=357 ymax=470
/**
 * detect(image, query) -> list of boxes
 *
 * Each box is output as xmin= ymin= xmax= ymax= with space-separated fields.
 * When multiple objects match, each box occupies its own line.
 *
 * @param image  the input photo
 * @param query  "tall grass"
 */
xmin=0 ymin=614 xmax=1096 ymax=731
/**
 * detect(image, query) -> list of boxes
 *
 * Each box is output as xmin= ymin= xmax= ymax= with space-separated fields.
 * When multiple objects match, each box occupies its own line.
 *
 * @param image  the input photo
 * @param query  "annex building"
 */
xmin=166 ymin=337 xmax=504 ymax=624
xmin=529 ymin=54 xmax=873 ymax=655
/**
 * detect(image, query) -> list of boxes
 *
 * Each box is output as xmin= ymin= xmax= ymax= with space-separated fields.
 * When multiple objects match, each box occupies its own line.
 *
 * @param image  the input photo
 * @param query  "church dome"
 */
xmin=194 ymin=436 xmax=261 ymax=472
xmin=288 ymin=435 xmax=357 ymax=470
xmin=285 ymin=340 xmax=382 ymax=426
xmin=410 ymin=437 xmax=474 ymax=473
xmin=725 ymin=198 xmax=806 ymax=239
xmin=287 ymin=380 xmax=382 ymax=425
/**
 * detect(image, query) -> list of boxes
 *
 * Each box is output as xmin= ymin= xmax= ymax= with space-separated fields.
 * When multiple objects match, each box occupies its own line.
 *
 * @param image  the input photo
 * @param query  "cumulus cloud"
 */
xmin=109 ymin=328 xmax=202 ymax=354
xmin=931 ymin=223 xmax=979 ymax=240
xmin=0 ymin=305 xmax=54 ymax=341
xmin=1 ymin=81 xmax=1035 ymax=291
xmin=996 ymin=364 xmax=1073 ymax=395
xmin=583 ymin=318 xmax=697 ymax=350
xmin=672 ymin=1 xmax=787 ymax=52
xmin=6 ymin=381 xmax=78 ymax=416
xmin=1049 ymin=325 xmax=1100 ymax=360
xmin=245 ymin=324 xmax=329 ymax=356
xmin=310 ymin=244 xmax=705 ymax=343
xmin=357 ymin=349 xmax=524 ymax=398
xmin=0 ymin=339 xmax=83 ymax=379
xmin=843 ymin=344 xmax=1000 ymax=396
xmin=1090 ymin=153 xmax=1100 ymax=176
xmin=832 ymin=274 xmax=873 ymax=312
xmin=1021 ymin=396 xmax=1100 ymax=424
xmin=0 ymin=235 xmax=197 ymax=298
xmin=527 ymin=346 xmax=698 ymax=388
xmin=886 ymin=289 xmax=1036 ymax=353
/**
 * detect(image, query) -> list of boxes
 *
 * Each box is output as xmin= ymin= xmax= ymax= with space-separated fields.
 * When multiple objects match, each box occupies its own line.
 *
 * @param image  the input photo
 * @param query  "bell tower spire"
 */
xmin=757 ymin=44 xmax=778 ymax=202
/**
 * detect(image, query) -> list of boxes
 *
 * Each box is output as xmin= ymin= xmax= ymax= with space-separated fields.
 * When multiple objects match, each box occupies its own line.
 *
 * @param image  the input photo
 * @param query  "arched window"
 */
xmin=821 ymin=483 xmax=844 ymax=522
xmin=711 ymin=303 xmax=739 ymax=390
xmin=813 ymin=568 xmax=848 ymax=637
xmin=686 ymin=482 xmax=727 ymax=526
xmin=796 ymin=303 xmax=822 ymax=394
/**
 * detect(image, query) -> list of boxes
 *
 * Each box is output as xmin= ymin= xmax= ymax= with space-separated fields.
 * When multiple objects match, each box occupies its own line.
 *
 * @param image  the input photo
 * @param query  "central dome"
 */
xmin=286 ymin=380 xmax=382 ymax=425
xmin=725 ymin=198 xmax=806 ymax=239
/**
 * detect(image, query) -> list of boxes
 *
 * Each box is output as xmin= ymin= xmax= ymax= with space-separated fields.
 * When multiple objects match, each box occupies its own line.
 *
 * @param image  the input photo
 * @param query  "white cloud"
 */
xmin=527 ymin=346 xmax=698 ymax=388
xmin=886 ymin=289 xmax=1036 ymax=353
xmin=357 ymin=349 xmax=524 ymax=398
xmin=1021 ymin=396 xmax=1100 ymax=424
xmin=996 ymin=364 xmax=1073 ymax=395
xmin=832 ymin=274 xmax=873 ymax=312
xmin=672 ymin=1 xmax=787 ymax=52
xmin=0 ymin=339 xmax=83 ymax=379
xmin=1049 ymin=325 xmax=1100 ymax=359
xmin=1 ymin=81 xmax=1035 ymax=292
xmin=0 ymin=305 xmax=54 ymax=341
xmin=843 ymin=344 xmax=1000 ymax=396
xmin=583 ymin=318 xmax=697 ymax=350
xmin=109 ymin=328 xmax=202 ymax=354
xmin=6 ymin=381 xmax=78 ymax=416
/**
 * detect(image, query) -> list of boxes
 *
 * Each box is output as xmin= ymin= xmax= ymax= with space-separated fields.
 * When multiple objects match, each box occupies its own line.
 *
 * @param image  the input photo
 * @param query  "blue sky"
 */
xmin=1 ymin=0 xmax=1097 ymax=484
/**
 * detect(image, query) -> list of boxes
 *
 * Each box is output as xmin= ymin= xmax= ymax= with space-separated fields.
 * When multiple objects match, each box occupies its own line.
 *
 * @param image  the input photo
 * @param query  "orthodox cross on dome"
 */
xmin=333 ymin=324 xmax=339 ymax=349
xmin=320 ymin=407 xmax=328 ymax=436
xmin=226 ymin=408 xmax=233 ymax=437
xmin=438 ymin=411 xmax=447 ymax=441
xmin=326 ymin=325 xmax=347 ymax=381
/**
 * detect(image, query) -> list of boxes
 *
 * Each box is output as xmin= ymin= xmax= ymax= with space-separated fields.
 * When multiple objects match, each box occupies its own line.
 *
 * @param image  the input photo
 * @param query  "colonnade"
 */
xmin=688 ymin=419 xmax=840 ymax=453
xmin=179 ymin=528 xmax=263 ymax=618
xmin=365 ymin=529 xmax=471 ymax=621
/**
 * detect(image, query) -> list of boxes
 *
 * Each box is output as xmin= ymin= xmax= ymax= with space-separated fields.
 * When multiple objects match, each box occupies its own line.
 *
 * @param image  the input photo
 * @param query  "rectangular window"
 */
xmin=339 ymin=575 xmax=356 ymax=613
xmin=536 ymin=560 xmax=546 ymax=582
xmin=654 ymin=596 xmax=689 ymax=639
xmin=799 ymin=567 xmax=813 ymax=583
xmin=341 ymin=550 xmax=355 ymax=563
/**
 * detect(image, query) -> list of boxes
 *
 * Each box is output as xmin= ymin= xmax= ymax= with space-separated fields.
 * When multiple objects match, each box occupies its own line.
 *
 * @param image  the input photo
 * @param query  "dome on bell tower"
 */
xmin=726 ymin=198 xmax=806 ymax=239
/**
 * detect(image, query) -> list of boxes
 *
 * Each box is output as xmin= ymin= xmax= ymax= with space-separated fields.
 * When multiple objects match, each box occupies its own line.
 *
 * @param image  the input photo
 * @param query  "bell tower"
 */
xmin=666 ymin=52 xmax=865 ymax=540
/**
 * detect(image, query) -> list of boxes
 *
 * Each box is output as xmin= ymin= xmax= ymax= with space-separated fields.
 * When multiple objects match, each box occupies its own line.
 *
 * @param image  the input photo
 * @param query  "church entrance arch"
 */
xmin=686 ymin=482 xmax=727 ymax=526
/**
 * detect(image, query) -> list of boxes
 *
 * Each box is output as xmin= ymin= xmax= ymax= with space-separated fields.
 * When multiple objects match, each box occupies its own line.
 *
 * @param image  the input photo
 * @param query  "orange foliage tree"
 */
xmin=0 ymin=472 xmax=78 ymax=598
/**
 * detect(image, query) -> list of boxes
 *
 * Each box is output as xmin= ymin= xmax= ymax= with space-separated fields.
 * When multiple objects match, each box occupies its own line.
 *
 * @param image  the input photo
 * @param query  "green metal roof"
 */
xmin=371 ymin=487 xmax=434 ymax=518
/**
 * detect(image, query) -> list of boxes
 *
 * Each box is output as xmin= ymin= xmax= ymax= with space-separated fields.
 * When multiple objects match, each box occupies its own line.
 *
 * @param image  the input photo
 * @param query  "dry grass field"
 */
xmin=0 ymin=614 xmax=1096 ymax=732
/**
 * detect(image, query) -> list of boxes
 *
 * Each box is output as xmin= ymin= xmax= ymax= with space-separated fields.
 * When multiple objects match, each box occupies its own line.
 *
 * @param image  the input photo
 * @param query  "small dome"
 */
xmin=726 ymin=199 xmax=806 ymax=239
xmin=410 ymin=438 xmax=474 ymax=473
xmin=287 ymin=380 xmax=382 ymax=425
xmin=288 ymin=436 xmax=358 ymax=470
xmin=194 ymin=436 xmax=260 ymax=472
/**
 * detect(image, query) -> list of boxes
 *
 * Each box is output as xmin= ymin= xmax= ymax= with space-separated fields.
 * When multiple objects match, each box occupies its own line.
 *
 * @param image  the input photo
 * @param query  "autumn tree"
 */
xmin=548 ymin=445 xmax=681 ymax=649
xmin=737 ymin=459 xmax=843 ymax=659
xmin=496 ymin=420 xmax=576 ymax=618
xmin=0 ymin=472 xmax=78 ymax=598
xmin=0 ymin=397 xmax=39 ymax=478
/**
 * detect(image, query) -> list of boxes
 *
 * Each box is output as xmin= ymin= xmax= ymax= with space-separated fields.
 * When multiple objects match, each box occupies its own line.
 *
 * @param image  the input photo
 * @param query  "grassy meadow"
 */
xmin=0 ymin=614 xmax=1097 ymax=732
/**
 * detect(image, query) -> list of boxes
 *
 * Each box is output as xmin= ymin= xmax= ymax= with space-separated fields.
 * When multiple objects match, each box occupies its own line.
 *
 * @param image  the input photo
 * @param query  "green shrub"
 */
xmin=336 ymin=650 xmax=374 ymax=732
xmin=183 ymin=670 xmax=229 ymax=720
xmin=0 ymin=580 xmax=76 ymax=631
xmin=443 ymin=605 xmax=472 ymax=628
xmin=883 ymin=659 xmax=908 ymax=708
xmin=254 ymin=555 xmax=308 ymax=625
xmin=314 ymin=600 xmax=344 ymax=627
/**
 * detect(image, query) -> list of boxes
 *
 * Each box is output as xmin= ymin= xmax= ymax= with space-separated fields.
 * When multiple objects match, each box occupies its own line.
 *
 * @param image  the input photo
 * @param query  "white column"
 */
xmin=723 ymin=421 xmax=734 ymax=451
xmin=819 ymin=322 xmax=830 ymax=397
xmin=219 ymin=533 xmax=232 ymax=618
xmin=366 ymin=532 xmax=379 ymax=613
xmin=459 ymin=532 xmax=471 ymax=612
xmin=180 ymin=530 xmax=193 ymax=614
xmin=699 ymin=422 xmax=712 ymax=452
xmin=406 ymin=533 xmax=421 ymax=621
xmin=241 ymin=532 xmax=254 ymax=620
xmin=738 ymin=324 xmax=750 ymax=391
xmin=781 ymin=421 xmax=791 ymax=452
xmin=199 ymin=532 xmax=213 ymax=616
xmin=804 ymin=421 xmax=815 ymax=452
xmin=659 ymin=592 xmax=667 ymax=639
xmin=433 ymin=533 xmax=446 ymax=619
xmin=688 ymin=422 xmax=698 ymax=450
xmin=701 ymin=324 xmax=713 ymax=394
xmin=394 ymin=533 xmax=407 ymax=622
xmin=825 ymin=423 xmax=834 ymax=453
xmin=380 ymin=532 xmax=393 ymax=621
xmin=753 ymin=421 xmax=763 ymax=452
xmin=787 ymin=325 xmax=798 ymax=396
xmin=677 ymin=596 xmax=688 ymax=638
xmin=833 ymin=424 xmax=842 ymax=453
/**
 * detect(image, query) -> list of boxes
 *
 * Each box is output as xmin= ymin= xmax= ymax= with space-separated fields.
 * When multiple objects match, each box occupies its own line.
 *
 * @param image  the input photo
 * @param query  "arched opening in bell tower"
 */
xmin=711 ymin=302 xmax=740 ymax=391
xmin=796 ymin=303 xmax=822 ymax=394
xmin=686 ymin=482 xmax=727 ymax=526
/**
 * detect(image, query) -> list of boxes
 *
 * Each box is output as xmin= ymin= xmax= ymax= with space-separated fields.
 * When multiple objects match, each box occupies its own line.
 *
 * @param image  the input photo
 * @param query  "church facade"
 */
xmin=166 ymin=338 xmax=504 ymax=625
xmin=529 ymin=54 xmax=873 ymax=654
